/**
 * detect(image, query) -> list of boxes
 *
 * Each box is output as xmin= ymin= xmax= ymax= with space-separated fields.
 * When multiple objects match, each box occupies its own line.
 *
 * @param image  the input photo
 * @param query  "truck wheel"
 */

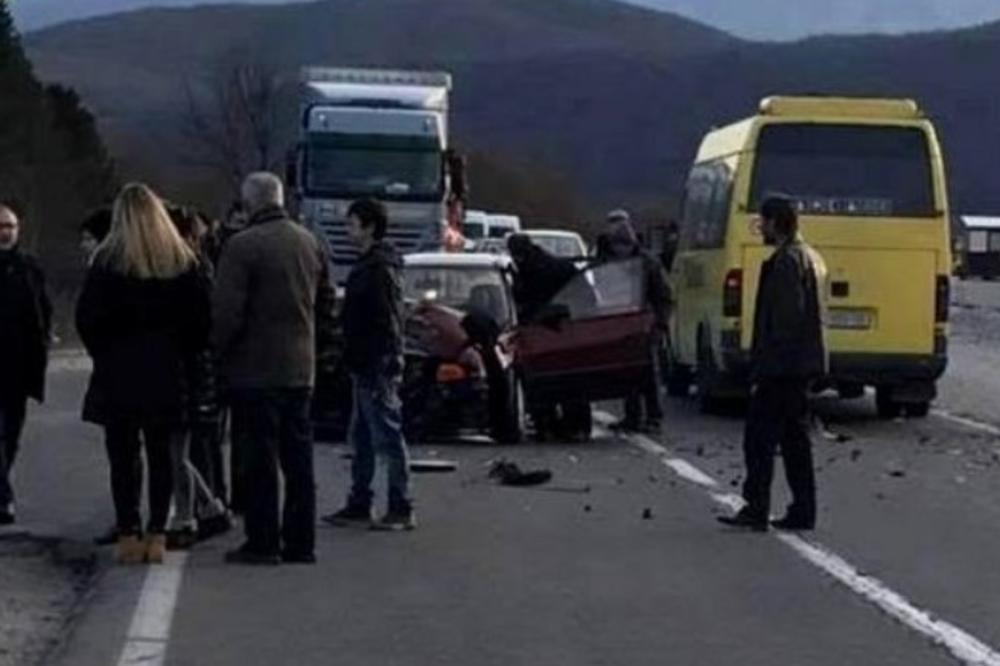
xmin=876 ymin=387 xmax=902 ymax=419
xmin=491 ymin=372 xmax=524 ymax=445
xmin=904 ymin=402 xmax=931 ymax=418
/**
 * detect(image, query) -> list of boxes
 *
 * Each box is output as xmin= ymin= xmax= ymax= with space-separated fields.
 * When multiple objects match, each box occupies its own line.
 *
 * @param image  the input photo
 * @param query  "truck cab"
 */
xmin=289 ymin=68 xmax=458 ymax=284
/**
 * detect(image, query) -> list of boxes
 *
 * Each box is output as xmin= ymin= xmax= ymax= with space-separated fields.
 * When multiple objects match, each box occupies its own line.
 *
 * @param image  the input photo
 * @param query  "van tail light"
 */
xmin=935 ymin=275 xmax=950 ymax=323
xmin=723 ymin=269 xmax=743 ymax=318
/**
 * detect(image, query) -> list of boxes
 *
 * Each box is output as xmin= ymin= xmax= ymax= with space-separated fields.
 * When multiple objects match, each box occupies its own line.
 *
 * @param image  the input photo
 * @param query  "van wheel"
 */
xmin=696 ymin=333 xmax=721 ymax=414
xmin=875 ymin=387 xmax=902 ymax=419
xmin=904 ymin=402 xmax=931 ymax=418
xmin=664 ymin=338 xmax=693 ymax=398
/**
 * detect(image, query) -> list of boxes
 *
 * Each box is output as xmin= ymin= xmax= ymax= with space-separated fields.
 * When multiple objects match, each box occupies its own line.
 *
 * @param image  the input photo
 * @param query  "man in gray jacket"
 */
xmin=214 ymin=172 xmax=336 ymax=564
xmin=718 ymin=196 xmax=826 ymax=532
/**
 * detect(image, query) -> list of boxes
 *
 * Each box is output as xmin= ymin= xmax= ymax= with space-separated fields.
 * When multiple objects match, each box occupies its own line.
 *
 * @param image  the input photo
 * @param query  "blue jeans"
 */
xmin=348 ymin=374 xmax=412 ymax=512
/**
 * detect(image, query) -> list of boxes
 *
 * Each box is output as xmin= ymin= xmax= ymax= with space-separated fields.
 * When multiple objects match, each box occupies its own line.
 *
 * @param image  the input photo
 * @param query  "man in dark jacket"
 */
xmin=213 ymin=173 xmax=337 ymax=564
xmin=0 ymin=204 xmax=52 ymax=524
xmin=604 ymin=211 xmax=671 ymax=433
xmin=719 ymin=196 xmax=827 ymax=532
xmin=323 ymin=198 xmax=415 ymax=531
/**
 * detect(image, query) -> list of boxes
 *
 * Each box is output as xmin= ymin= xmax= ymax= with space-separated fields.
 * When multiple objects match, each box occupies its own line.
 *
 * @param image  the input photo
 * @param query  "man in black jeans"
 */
xmin=718 ymin=196 xmax=827 ymax=532
xmin=0 ymin=204 xmax=52 ymax=525
xmin=213 ymin=173 xmax=337 ymax=564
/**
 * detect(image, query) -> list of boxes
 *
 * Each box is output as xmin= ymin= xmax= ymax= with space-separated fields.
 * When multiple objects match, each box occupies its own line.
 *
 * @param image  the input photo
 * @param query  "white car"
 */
xmin=523 ymin=229 xmax=588 ymax=260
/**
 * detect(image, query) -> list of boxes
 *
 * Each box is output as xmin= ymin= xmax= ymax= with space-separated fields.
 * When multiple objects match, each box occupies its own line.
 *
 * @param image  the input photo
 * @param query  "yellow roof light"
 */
xmin=759 ymin=96 xmax=923 ymax=119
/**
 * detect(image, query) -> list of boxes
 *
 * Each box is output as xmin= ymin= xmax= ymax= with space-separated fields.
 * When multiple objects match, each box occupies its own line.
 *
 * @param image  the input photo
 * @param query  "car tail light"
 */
xmin=723 ymin=269 xmax=743 ymax=318
xmin=436 ymin=363 xmax=468 ymax=383
xmin=935 ymin=275 xmax=950 ymax=323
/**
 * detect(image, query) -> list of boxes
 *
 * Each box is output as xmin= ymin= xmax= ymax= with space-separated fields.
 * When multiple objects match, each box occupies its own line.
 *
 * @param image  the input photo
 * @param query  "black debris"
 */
xmin=642 ymin=508 xmax=653 ymax=520
xmin=850 ymin=449 xmax=863 ymax=462
xmin=488 ymin=460 xmax=553 ymax=487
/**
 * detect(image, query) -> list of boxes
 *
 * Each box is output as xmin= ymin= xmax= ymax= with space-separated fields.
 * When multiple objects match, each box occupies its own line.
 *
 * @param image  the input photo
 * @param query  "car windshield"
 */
xmin=530 ymin=234 xmax=585 ymax=258
xmin=404 ymin=266 xmax=513 ymax=326
xmin=750 ymin=124 xmax=936 ymax=217
xmin=548 ymin=258 xmax=644 ymax=319
xmin=306 ymin=146 xmax=443 ymax=201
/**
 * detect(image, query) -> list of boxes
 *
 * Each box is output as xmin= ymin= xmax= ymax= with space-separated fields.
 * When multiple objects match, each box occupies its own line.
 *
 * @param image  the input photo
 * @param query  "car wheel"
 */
xmin=491 ymin=372 xmax=525 ymax=445
xmin=558 ymin=401 xmax=593 ymax=442
xmin=876 ymin=387 xmax=903 ymax=420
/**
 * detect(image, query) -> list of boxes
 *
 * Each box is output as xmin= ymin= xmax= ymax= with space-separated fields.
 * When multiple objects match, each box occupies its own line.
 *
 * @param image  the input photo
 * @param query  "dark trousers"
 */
xmin=105 ymin=424 xmax=177 ymax=534
xmin=189 ymin=419 xmax=227 ymax=503
xmin=624 ymin=339 xmax=664 ymax=427
xmin=0 ymin=396 xmax=28 ymax=508
xmin=231 ymin=389 xmax=315 ymax=556
xmin=741 ymin=379 xmax=817 ymax=522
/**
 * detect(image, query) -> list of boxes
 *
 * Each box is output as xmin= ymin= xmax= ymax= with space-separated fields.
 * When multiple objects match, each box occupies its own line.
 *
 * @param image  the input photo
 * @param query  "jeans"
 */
xmin=189 ymin=419 xmax=227 ymax=504
xmin=231 ymin=388 xmax=315 ymax=556
xmin=0 ymin=396 xmax=27 ymax=509
xmin=347 ymin=374 xmax=412 ymax=513
xmin=741 ymin=379 xmax=817 ymax=522
xmin=105 ymin=424 xmax=177 ymax=534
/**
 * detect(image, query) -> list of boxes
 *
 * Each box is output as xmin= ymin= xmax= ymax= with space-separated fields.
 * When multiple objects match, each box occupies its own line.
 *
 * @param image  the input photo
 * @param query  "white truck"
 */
xmin=288 ymin=67 xmax=465 ymax=284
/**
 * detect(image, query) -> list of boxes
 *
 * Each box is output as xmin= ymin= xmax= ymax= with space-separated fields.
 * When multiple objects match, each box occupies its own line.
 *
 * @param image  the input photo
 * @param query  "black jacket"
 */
xmin=342 ymin=240 xmax=404 ymax=378
xmin=751 ymin=238 xmax=827 ymax=381
xmin=0 ymin=248 xmax=52 ymax=401
xmin=76 ymin=263 xmax=211 ymax=426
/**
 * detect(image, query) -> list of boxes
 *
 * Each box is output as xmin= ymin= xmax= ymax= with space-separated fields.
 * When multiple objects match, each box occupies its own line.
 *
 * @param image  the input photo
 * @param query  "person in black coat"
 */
xmin=0 ymin=204 xmax=52 ymax=525
xmin=76 ymin=183 xmax=211 ymax=564
xmin=718 ymin=196 xmax=827 ymax=533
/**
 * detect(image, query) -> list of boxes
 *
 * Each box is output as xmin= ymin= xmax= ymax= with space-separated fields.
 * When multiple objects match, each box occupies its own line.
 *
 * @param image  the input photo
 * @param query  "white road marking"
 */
xmin=933 ymin=409 xmax=1000 ymax=438
xmin=607 ymin=417 xmax=1000 ymax=666
xmin=116 ymin=553 xmax=188 ymax=666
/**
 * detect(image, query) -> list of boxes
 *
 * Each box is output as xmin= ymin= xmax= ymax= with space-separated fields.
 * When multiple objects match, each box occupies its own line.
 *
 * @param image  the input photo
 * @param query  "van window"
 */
xmin=681 ymin=161 xmax=732 ymax=249
xmin=750 ymin=124 xmax=936 ymax=217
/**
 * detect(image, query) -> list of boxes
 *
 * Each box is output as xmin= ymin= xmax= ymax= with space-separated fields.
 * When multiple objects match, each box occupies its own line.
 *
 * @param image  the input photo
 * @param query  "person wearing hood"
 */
xmin=604 ymin=210 xmax=670 ymax=433
xmin=323 ymin=198 xmax=416 ymax=532
xmin=0 ymin=204 xmax=52 ymax=525
xmin=213 ymin=172 xmax=336 ymax=565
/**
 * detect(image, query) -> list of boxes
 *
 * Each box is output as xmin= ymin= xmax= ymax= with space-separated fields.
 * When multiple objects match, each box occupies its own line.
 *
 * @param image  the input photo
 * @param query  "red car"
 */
xmin=314 ymin=253 xmax=655 ymax=443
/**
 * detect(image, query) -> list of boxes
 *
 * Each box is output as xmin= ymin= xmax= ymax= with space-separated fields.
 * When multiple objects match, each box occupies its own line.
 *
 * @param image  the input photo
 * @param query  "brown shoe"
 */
xmin=145 ymin=533 xmax=167 ymax=564
xmin=115 ymin=534 xmax=146 ymax=565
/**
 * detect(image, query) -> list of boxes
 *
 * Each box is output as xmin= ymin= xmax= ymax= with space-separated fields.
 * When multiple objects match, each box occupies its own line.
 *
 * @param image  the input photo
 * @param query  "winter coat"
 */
xmin=341 ymin=240 xmax=405 ymax=379
xmin=212 ymin=206 xmax=337 ymax=390
xmin=751 ymin=237 xmax=828 ymax=381
xmin=76 ymin=263 xmax=211 ymax=426
xmin=0 ymin=248 xmax=52 ymax=402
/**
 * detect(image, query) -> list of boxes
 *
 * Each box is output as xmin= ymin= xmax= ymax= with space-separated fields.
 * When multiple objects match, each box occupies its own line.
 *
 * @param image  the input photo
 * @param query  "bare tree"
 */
xmin=179 ymin=61 xmax=295 ymax=197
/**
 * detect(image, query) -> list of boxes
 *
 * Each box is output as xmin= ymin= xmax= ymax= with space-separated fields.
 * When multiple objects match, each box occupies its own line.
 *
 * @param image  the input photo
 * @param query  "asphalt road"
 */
xmin=4 ymin=283 xmax=1000 ymax=666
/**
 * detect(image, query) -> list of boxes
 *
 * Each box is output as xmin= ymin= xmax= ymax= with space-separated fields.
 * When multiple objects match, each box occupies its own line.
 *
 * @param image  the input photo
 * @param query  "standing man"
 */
xmin=604 ymin=210 xmax=670 ymax=433
xmin=0 ymin=204 xmax=52 ymax=525
xmin=323 ymin=198 xmax=415 ymax=531
xmin=214 ymin=173 xmax=336 ymax=564
xmin=718 ymin=196 xmax=826 ymax=532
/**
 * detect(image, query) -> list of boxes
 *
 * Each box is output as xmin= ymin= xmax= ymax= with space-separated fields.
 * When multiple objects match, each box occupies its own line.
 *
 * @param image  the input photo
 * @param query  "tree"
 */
xmin=180 ymin=60 xmax=296 ymax=198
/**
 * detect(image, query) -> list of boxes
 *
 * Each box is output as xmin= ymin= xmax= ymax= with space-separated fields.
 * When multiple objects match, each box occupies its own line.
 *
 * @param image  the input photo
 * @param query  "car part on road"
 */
xmin=488 ymin=460 xmax=553 ymax=487
xmin=410 ymin=459 xmax=459 ymax=473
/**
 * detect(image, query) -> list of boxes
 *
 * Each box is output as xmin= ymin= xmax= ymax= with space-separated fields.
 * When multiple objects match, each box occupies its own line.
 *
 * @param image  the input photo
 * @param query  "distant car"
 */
xmin=485 ymin=214 xmax=522 ymax=238
xmin=523 ymin=229 xmax=588 ymax=260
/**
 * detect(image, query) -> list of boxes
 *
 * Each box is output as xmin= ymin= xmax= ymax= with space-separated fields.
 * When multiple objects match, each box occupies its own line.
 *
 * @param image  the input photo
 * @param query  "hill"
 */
xmin=21 ymin=0 xmax=1000 ymax=218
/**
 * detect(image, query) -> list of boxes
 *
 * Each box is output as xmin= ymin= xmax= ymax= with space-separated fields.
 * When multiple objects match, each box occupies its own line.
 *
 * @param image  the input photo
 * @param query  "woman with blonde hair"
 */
xmin=76 ymin=183 xmax=211 ymax=564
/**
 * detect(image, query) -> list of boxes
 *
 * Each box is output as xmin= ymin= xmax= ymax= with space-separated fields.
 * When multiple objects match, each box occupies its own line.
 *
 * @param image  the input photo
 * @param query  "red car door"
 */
xmin=517 ymin=258 xmax=655 ymax=404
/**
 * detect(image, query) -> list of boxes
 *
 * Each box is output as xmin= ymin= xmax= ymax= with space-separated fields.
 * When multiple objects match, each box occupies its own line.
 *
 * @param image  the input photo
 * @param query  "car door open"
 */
xmin=518 ymin=258 xmax=655 ymax=404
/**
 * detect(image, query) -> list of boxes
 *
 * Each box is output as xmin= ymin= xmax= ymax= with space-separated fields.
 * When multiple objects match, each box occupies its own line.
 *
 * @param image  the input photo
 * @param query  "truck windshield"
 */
xmin=750 ymin=124 xmax=936 ymax=217
xmin=306 ymin=146 xmax=443 ymax=201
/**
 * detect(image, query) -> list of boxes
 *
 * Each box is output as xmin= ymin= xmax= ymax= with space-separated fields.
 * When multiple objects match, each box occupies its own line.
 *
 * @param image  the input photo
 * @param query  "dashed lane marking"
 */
xmin=594 ymin=409 xmax=1000 ymax=666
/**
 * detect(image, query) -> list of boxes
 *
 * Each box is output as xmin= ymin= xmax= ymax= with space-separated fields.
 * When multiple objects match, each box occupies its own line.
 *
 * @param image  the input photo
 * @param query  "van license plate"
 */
xmin=828 ymin=309 xmax=872 ymax=330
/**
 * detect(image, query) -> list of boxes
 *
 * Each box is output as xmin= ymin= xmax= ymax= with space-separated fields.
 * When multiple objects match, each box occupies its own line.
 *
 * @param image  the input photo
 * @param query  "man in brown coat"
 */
xmin=213 ymin=173 xmax=336 ymax=564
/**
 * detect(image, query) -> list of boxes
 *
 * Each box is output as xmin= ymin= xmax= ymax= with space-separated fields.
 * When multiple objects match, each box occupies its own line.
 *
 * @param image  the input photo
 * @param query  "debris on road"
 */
xmin=885 ymin=465 xmax=907 ymax=479
xmin=488 ymin=460 xmax=553 ymax=487
xmin=410 ymin=459 xmax=459 ymax=473
xmin=850 ymin=449 xmax=863 ymax=462
xmin=641 ymin=508 xmax=653 ymax=520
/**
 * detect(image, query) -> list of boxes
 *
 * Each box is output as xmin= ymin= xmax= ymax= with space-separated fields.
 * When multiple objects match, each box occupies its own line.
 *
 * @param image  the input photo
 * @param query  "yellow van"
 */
xmin=666 ymin=96 xmax=951 ymax=418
